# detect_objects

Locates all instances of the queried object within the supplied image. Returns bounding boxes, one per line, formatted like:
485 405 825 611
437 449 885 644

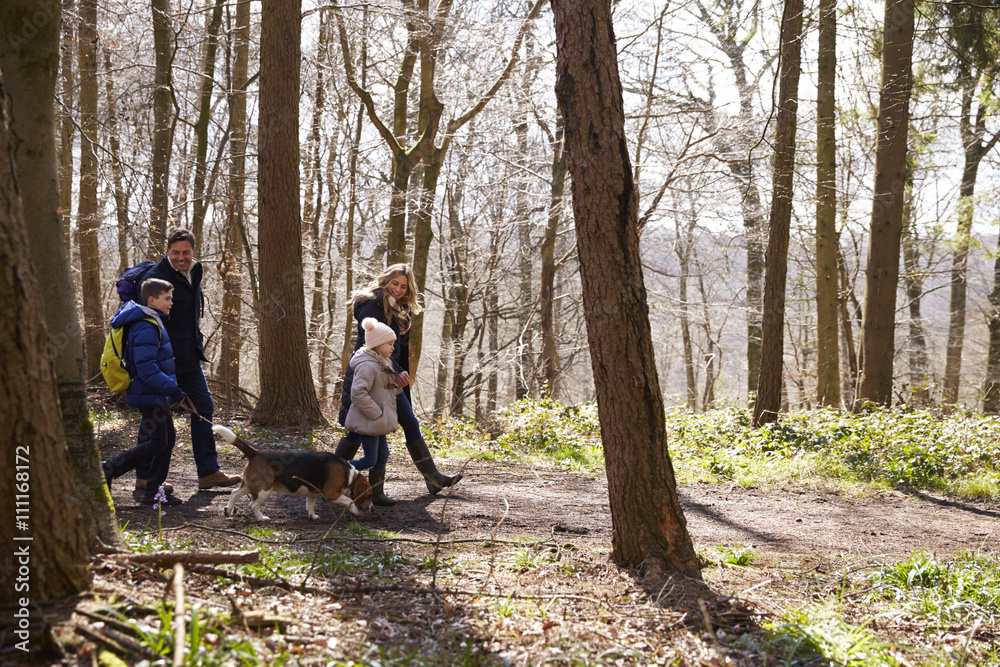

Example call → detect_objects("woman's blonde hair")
352 263 423 317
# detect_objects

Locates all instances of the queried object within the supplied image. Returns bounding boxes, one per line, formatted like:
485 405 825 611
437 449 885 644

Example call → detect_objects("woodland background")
40 0 1000 419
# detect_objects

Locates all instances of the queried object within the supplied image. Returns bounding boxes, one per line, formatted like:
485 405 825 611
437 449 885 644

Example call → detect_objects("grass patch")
666 405 1000 499
757 602 903 667
238 540 407 580
427 399 603 472
860 551 1000 626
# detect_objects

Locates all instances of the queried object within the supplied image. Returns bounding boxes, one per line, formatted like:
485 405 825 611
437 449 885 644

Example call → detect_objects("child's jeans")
350 434 388 471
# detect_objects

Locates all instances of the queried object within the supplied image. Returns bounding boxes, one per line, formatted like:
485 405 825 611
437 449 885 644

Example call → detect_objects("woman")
336 264 462 502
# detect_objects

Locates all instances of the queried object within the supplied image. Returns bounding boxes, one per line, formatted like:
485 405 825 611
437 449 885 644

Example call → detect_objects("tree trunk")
339 23 370 385
58 0 75 261
855 0 915 408
104 46 131 275
675 195 698 412
218 0 250 409
76 0 102 382
251 0 325 427
150 0 174 254
900 157 931 405
190 0 225 247
696 4 767 401
984 243 1000 413
815 0 840 408
943 77 991 406
0 0 124 551
752 0 804 428
540 120 567 398
0 77 91 602
551 0 700 578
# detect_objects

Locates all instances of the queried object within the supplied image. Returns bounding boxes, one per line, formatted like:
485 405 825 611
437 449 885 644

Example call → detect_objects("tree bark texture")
752 0 804 428
856 0 914 408
0 0 124 551
0 72 91 600
76 0 102 381
252 0 324 426
551 0 700 577
815 0 840 408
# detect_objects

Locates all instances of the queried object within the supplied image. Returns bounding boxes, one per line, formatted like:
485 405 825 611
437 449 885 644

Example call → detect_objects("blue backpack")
115 261 156 302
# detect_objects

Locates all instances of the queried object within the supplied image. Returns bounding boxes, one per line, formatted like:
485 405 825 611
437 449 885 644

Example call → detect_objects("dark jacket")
111 301 184 409
339 290 410 425
142 255 207 370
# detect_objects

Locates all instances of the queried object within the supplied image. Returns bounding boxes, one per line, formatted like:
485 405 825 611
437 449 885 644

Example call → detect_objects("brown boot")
405 438 462 495
198 471 241 489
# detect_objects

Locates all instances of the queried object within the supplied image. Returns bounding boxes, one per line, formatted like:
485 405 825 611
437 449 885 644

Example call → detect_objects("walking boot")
368 469 399 506
405 438 463 495
334 436 362 460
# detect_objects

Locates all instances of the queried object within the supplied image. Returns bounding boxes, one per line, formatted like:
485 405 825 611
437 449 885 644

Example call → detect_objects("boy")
102 278 187 506
344 318 404 506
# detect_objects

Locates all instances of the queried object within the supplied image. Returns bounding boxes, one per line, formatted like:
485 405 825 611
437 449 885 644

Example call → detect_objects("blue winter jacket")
110 301 185 409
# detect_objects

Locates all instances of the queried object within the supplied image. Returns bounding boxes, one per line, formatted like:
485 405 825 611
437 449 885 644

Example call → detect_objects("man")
134 228 241 491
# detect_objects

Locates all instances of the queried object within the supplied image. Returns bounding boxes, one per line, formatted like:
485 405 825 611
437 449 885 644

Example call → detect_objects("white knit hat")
362 317 396 350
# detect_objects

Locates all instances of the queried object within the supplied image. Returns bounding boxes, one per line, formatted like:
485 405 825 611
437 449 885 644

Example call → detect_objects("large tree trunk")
815 0 840 408
855 0 915 408
0 0 124 551
551 0 700 578
190 0 225 247
149 0 174 254
76 0 102 381
251 0 324 427
217 0 250 409
0 76 91 602
752 0 804 427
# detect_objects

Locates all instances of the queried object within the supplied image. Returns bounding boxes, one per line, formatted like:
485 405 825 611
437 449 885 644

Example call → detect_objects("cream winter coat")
345 348 403 436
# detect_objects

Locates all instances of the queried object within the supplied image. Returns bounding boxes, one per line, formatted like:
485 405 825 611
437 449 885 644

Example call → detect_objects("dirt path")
105 435 1000 562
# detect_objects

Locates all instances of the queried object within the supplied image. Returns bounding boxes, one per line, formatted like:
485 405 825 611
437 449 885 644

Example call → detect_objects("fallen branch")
105 550 259 566
75 622 160 661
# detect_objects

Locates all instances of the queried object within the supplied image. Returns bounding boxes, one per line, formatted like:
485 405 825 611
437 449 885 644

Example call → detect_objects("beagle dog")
213 425 373 520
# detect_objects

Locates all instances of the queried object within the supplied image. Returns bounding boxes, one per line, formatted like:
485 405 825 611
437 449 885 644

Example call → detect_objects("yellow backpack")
100 318 159 393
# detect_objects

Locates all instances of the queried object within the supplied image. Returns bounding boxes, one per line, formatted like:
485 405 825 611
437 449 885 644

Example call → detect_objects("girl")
344 318 403 506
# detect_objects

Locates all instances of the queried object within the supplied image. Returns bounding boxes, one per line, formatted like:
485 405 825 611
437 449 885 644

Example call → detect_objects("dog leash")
178 397 215 426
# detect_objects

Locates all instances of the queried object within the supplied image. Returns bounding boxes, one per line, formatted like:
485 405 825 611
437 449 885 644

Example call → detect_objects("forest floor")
16 402 1000 666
